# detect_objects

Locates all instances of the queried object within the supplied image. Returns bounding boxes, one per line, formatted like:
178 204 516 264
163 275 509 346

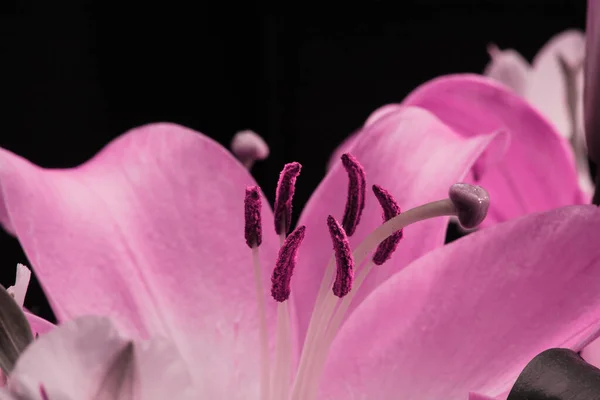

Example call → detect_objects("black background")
0 1 587 320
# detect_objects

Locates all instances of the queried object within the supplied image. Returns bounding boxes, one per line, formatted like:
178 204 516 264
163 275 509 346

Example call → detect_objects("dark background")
0 1 587 320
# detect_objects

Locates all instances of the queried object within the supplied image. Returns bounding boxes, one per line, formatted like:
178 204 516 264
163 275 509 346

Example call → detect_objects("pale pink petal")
24 313 54 336
320 206 600 399
6 264 30 308
483 44 531 96
8 316 198 399
0 123 281 399
293 106 507 341
403 74 585 226
586 0 600 164
527 30 585 139
581 336 600 368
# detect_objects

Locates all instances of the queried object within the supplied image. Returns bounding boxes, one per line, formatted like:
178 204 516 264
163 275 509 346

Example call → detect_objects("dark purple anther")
341 153 366 237
372 185 403 266
40 385 49 400
271 225 306 302
448 183 490 229
274 162 302 235
244 186 262 248
327 215 355 298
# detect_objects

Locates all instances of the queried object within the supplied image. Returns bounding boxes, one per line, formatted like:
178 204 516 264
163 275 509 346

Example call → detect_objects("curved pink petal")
483 45 531 96
586 0 600 164
527 30 585 139
403 74 585 226
24 313 54 337
0 123 281 399
327 105 402 171
293 106 506 341
7 316 198 399
320 205 600 399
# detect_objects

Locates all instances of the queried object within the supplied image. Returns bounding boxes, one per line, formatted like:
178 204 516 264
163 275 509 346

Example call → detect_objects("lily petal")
6 264 30 308
24 313 54 337
0 123 280 399
527 30 585 140
483 44 531 96
7 316 198 400
403 74 585 226
327 105 402 171
321 206 600 400
293 106 506 340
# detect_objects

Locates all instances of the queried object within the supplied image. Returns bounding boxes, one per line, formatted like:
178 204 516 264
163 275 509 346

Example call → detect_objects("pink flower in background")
483 30 592 195
329 75 585 228
0 107 600 399
0 316 200 399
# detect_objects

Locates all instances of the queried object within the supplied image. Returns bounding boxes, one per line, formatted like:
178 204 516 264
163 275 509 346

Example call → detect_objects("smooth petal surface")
293 106 506 340
586 1 600 163
0 123 281 399
24 313 54 336
483 46 531 96
7 316 198 400
528 30 585 139
320 206 600 400
327 105 401 170
403 74 585 226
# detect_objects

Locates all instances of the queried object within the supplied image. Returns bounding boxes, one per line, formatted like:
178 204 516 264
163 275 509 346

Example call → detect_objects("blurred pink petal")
23 313 53 337
293 106 506 341
528 30 585 140
0 123 280 399
403 74 585 226
6 264 29 308
320 205 600 399
5 316 198 399
483 44 531 96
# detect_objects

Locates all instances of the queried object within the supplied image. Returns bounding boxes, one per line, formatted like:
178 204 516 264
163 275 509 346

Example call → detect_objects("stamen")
340 153 366 236
327 216 354 298
448 183 490 229
245 187 269 400
274 162 302 235
244 186 262 248
40 385 50 400
271 225 306 302
292 183 490 399
371 185 403 266
230 130 270 169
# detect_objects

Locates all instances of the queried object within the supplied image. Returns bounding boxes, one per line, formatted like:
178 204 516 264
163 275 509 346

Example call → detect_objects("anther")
244 186 262 248
327 216 355 298
448 183 490 229
274 162 302 235
40 385 50 400
271 225 306 302
372 185 403 265
230 130 270 169
341 154 366 237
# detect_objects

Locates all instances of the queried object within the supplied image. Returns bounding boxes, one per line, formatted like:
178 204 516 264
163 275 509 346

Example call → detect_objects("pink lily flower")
1 104 600 399
328 75 585 228
0 316 200 399
483 30 592 196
